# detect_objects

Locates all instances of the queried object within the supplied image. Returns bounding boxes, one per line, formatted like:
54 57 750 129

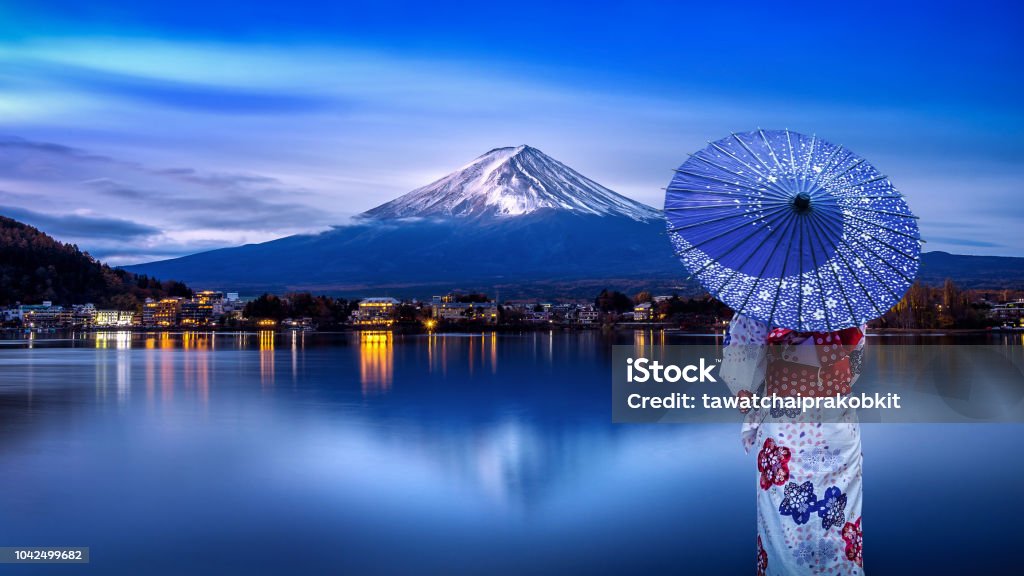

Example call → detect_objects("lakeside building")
143 297 184 327
16 302 72 328
633 302 654 321
355 297 400 326
179 291 224 327
72 304 97 327
94 310 137 327
431 295 499 324
574 307 599 324
989 299 1024 326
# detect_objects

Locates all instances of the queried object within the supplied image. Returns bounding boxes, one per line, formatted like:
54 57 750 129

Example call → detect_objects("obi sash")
765 326 863 397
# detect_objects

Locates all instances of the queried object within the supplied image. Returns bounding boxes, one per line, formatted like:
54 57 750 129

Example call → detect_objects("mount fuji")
126 146 688 297
364 145 661 221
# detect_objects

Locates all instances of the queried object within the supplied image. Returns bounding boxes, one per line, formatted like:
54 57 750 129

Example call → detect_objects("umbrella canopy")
665 129 920 332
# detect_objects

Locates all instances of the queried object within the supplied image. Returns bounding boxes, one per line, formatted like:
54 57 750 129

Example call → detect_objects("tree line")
0 215 193 309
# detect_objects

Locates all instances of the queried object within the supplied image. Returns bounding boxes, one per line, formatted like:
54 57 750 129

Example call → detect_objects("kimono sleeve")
719 313 769 397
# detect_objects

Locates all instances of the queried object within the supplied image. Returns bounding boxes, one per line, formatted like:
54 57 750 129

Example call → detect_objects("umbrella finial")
793 192 812 213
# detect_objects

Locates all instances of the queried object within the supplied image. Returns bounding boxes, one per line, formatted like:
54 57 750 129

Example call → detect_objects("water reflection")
359 331 393 395
290 331 304 385
95 331 133 350
259 330 275 388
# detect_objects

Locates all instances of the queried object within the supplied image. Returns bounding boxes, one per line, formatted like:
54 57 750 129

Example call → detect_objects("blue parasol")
665 129 920 332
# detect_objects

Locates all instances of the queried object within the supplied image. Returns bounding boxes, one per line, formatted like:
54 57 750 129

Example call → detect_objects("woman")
722 313 866 575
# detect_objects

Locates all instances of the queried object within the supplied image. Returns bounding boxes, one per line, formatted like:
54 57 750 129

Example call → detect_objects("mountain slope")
0 215 192 306
917 251 1024 289
126 145 681 297
363 145 660 221
123 210 688 297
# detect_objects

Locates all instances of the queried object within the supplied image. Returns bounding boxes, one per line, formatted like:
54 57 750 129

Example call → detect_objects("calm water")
0 330 1022 575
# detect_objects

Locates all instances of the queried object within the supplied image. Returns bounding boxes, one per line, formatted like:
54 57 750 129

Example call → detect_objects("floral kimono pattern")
722 314 866 575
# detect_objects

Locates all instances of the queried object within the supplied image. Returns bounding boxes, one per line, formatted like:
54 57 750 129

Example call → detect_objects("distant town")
0 289 725 332
3 280 1023 333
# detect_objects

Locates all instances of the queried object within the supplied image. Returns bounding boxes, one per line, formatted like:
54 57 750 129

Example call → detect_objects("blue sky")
0 0 1021 263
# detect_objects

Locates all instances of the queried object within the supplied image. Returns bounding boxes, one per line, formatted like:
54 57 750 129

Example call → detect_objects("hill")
0 215 192 307
917 251 1024 289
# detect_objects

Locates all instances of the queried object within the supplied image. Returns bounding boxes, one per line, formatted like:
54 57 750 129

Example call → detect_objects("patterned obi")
765 326 863 397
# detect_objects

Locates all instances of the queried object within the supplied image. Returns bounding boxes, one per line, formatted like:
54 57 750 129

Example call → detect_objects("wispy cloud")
5 59 338 114
0 134 344 263
0 205 160 239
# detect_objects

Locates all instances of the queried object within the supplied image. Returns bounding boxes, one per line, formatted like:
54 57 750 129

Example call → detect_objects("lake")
1 330 1022 574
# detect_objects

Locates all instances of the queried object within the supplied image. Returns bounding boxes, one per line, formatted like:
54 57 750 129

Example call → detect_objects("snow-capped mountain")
126 146 683 297
363 145 660 221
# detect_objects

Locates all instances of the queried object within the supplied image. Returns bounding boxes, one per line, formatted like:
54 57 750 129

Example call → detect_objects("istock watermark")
611 344 1024 424
626 357 718 383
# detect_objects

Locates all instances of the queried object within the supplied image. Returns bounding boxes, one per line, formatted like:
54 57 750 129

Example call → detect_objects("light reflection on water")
0 330 1020 575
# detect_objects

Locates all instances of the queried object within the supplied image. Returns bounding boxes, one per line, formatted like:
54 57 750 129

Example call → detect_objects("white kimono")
722 314 865 575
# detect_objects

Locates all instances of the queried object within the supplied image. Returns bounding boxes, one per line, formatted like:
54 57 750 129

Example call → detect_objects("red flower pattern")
753 532 770 573
842 516 863 566
757 437 791 490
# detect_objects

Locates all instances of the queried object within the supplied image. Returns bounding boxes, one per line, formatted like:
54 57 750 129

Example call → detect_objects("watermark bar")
612 345 1024 424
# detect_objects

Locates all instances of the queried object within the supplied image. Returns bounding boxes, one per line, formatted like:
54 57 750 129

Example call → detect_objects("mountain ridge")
123 147 1024 297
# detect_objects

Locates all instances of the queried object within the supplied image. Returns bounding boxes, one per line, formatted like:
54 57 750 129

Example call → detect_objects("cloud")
4 59 339 115
0 205 161 239
82 177 328 230
0 135 344 262
927 236 1004 249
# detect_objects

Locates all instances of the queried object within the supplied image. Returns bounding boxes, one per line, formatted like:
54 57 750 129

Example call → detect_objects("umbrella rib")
668 198 795 233
842 205 919 219
732 133 776 175
679 205 794 281
806 213 860 327
674 204 792 258
758 129 785 171
673 168 781 196
843 194 904 200
730 132 813 202
830 174 890 194
803 134 816 175
785 129 797 176
734 211 800 315
843 212 921 242
765 220 794 330
796 213 805 329
665 203 773 211
799 134 817 193
835 237 903 303
843 234 918 287
666 196 791 208
817 157 866 190
767 208 800 329
668 211 762 232
665 186 760 198
827 236 888 319
686 154 789 202
709 206 798 297
800 213 833 331
709 141 772 181
837 218 921 261
762 129 800 203
808 145 846 191
813 203 921 242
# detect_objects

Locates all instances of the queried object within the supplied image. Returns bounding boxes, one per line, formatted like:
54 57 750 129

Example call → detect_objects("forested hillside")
0 215 192 308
